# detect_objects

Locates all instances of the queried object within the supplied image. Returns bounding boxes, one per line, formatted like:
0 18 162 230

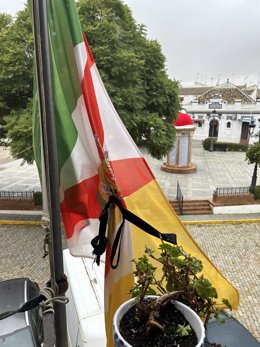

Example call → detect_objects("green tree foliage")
0 7 33 140
1 0 179 162
245 142 260 193
0 8 33 115
245 142 260 165
0 13 13 137
78 0 180 159
4 99 33 163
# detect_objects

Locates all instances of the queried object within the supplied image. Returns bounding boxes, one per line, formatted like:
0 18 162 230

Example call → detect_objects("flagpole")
31 0 68 346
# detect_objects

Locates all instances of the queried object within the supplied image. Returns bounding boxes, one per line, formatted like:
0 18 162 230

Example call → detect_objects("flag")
33 1 239 346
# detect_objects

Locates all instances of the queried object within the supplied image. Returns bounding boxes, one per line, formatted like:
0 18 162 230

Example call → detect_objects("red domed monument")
161 112 197 173
175 112 194 127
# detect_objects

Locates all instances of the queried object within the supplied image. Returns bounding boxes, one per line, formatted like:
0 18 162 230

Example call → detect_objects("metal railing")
176 181 184 215
214 187 250 195
0 190 35 199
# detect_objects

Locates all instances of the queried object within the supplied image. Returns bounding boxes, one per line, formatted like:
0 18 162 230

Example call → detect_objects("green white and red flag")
33 1 239 346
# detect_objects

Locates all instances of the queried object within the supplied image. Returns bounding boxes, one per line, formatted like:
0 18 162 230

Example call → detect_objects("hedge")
202 137 217 150
254 186 260 200
203 138 248 152
33 191 42 206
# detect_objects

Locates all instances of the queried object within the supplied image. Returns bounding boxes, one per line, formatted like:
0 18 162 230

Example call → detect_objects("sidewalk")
180 213 260 222
1 209 260 224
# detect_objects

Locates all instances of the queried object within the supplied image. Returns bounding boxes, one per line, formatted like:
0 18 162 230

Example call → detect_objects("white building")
179 80 260 144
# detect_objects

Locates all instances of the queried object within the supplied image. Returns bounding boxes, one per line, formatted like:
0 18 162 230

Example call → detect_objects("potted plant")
113 243 232 347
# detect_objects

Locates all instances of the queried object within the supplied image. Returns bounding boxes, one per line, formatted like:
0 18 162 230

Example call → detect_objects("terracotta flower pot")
113 296 205 347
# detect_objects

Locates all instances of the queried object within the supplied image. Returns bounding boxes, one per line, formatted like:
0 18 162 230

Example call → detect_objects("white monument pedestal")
161 113 197 174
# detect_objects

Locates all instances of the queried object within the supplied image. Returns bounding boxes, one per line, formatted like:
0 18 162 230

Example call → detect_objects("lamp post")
209 109 217 152
248 119 256 137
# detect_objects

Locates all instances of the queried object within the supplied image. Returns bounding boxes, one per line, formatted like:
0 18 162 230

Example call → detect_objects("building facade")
179 80 260 144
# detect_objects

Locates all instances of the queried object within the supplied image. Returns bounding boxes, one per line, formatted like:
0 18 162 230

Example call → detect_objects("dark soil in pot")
119 300 198 347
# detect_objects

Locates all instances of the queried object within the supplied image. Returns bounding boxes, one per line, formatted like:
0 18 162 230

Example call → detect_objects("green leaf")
166 325 177 334
222 298 232 311
130 287 141 298
190 258 203 274
166 278 174 292
194 278 218 300
146 287 157 295
176 324 192 336
144 246 154 256
214 313 225 324
159 244 183 258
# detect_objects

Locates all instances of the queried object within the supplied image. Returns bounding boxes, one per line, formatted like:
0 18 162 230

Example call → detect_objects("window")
211 94 221 99
227 121 231 128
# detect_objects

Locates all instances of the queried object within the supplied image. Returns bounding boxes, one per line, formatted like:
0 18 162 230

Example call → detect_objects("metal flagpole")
31 0 68 346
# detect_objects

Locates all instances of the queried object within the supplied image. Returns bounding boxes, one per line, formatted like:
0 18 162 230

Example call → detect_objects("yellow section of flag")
125 179 239 310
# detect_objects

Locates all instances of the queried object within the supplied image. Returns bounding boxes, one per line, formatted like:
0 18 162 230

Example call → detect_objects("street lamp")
209 109 217 152
248 118 256 136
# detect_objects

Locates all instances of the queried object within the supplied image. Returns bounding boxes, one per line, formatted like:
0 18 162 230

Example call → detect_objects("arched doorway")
209 119 219 138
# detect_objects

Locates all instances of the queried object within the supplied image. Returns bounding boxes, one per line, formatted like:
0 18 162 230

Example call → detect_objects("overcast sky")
1 0 260 86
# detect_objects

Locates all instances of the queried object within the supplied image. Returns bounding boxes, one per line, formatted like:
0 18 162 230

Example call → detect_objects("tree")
245 141 260 193
4 100 33 164
0 13 13 137
2 0 180 162
0 7 33 113
78 0 180 158
0 7 33 139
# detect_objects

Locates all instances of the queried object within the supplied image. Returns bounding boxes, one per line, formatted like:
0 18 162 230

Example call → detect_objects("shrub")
203 138 248 152
33 191 42 206
202 137 217 150
226 143 248 152
254 186 260 200
213 142 227 151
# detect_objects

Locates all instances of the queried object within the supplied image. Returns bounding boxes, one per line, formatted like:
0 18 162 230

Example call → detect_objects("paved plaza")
0 148 41 192
0 141 258 200
143 140 259 200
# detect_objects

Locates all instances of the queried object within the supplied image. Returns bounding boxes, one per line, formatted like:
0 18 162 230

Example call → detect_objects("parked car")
0 278 43 347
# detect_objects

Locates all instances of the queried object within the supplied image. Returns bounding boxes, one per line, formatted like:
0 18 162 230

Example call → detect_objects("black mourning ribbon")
91 195 177 269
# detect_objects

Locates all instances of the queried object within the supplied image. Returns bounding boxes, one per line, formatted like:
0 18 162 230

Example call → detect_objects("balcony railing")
0 190 35 199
